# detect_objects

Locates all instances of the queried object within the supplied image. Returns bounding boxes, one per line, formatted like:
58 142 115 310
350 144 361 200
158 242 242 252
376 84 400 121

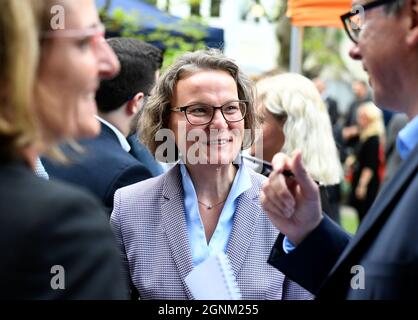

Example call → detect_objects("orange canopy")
287 0 352 28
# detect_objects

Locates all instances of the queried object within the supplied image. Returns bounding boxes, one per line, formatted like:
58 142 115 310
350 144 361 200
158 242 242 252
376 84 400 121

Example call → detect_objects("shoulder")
246 165 267 187
28 172 108 224
114 167 169 201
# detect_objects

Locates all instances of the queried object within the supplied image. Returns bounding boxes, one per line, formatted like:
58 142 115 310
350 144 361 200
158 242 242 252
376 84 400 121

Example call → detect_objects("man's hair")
384 0 405 14
95 37 162 113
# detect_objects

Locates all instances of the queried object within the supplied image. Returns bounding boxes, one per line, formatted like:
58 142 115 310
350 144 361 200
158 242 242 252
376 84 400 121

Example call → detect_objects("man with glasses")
262 0 418 299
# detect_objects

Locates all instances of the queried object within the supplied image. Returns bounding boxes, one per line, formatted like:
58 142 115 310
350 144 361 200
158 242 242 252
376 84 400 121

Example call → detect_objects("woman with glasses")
0 0 126 299
110 49 312 300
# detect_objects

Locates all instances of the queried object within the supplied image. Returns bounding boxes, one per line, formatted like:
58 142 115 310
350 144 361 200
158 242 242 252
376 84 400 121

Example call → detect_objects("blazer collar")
161 165 194 299
226 171 263 278
325 143 418 287
160 165 264 296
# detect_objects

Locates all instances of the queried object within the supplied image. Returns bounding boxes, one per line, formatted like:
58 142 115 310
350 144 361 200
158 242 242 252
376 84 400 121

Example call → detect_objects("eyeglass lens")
185 101 246 125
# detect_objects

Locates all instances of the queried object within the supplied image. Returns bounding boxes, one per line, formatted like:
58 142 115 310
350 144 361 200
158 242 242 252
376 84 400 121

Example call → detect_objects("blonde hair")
0 0 43 161
0 0 72 162
358 102 385 142
256 73 342 185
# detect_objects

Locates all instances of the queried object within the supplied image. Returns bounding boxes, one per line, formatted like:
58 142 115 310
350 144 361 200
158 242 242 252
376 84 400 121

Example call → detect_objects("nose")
349 43 362 60
96 38 120 79
209 108 228 128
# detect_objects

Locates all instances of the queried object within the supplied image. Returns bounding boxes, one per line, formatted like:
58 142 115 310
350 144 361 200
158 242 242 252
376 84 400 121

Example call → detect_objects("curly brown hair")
138 49 258 160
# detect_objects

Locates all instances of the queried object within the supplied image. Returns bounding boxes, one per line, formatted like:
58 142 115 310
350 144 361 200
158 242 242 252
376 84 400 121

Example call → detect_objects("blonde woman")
0 0 126 299
250 73 342 222
348 102 385 221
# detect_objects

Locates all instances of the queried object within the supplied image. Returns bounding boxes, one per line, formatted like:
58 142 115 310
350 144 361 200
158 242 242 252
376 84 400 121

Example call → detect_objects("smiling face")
168 69 245 166
36 0 120 144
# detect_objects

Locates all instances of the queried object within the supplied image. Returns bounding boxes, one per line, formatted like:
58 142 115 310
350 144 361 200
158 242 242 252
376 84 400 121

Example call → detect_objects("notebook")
185 252 242 300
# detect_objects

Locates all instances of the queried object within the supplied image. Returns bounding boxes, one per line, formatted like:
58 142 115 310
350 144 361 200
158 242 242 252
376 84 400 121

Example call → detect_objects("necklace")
197 199 226 210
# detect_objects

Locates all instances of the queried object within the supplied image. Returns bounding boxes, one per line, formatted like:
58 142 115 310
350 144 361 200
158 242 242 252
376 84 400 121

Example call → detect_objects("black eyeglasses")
340 0 399 44
171 100 247 126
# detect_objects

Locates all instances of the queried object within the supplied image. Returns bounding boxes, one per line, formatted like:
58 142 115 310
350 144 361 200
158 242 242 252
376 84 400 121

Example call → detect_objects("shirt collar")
96 116 131 152
396 115 418 160
179 163 252 204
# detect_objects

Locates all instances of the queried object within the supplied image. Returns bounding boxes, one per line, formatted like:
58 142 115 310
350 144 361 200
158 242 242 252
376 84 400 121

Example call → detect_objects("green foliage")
303 27 346 75
99 5 207 70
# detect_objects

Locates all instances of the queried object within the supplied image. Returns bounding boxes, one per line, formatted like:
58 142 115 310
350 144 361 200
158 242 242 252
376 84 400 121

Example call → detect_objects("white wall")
157 0 280 76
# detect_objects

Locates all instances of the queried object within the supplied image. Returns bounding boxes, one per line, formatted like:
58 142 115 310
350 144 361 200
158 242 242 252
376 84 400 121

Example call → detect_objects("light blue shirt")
396 115 418 160
180 163 252 267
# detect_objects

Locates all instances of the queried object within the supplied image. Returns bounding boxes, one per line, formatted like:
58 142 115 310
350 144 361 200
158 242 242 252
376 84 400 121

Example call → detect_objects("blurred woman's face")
251 104 285 163
357 108 369 130
36 0 119 144
168 70 244 166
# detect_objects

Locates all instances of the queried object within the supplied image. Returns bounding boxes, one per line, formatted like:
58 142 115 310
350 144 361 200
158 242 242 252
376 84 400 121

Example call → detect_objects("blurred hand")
355 185 367 200
260 151 323 245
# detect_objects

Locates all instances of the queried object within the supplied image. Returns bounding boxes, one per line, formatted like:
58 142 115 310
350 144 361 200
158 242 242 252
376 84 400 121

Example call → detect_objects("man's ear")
126 92 145 116
406 0 418 45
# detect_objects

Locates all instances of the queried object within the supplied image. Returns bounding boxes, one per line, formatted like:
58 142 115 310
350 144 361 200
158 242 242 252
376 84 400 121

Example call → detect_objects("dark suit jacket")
43 123 153 212
127 134 164 177
0 161 127 299
268 143 418 299
325 96 339 126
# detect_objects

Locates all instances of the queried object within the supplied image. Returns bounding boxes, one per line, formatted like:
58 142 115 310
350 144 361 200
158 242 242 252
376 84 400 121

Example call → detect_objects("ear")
126 92 145 116
406 0 418 45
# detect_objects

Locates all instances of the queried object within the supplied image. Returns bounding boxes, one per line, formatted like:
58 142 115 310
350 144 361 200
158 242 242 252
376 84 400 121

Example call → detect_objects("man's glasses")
40 23 105 47
171 100 248 126
340 0 399 43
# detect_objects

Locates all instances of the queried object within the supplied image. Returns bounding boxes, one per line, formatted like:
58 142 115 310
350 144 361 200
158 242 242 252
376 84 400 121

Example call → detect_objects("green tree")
99 3 207 69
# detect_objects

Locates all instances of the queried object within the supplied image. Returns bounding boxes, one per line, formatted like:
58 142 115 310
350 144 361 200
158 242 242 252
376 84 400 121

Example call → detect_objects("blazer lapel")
160 165 194 299
324 144 418 290
226 174 261 277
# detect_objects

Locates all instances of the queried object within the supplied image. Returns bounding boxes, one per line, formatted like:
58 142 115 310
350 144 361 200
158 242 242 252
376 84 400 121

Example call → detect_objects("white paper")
185 252 242 300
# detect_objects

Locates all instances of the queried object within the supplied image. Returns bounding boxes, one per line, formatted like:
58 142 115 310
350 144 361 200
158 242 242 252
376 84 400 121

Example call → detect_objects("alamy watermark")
350 4 366 31
153 123 264 171
50 265 65 290
350 265 365 290
50 5 65 30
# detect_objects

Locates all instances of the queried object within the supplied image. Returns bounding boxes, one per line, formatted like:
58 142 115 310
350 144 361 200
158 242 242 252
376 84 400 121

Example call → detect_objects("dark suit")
268 143 418 299
0 162 127 299
127 134 164 177
324 96 339 127
43 123 153 212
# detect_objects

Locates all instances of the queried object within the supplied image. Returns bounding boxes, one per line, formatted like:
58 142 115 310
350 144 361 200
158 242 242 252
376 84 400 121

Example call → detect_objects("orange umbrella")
287 0 352 28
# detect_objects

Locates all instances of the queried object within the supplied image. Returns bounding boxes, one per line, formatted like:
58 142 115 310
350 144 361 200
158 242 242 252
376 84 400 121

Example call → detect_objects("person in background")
250 73 342 223
313 77 339 127
44 38 162 212
0 0 127 299
110 49 312 300
342 79 371 157
262 0 418 299
347 102 385 222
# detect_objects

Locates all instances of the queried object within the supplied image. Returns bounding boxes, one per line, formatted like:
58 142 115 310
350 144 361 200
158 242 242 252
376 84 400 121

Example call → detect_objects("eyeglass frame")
340 0 399 44
171 100 248 126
